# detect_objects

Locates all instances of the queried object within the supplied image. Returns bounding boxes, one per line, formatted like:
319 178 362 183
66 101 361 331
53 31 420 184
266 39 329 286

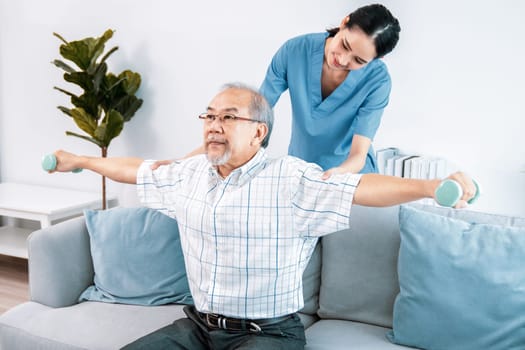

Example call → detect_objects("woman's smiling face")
325 21 377 71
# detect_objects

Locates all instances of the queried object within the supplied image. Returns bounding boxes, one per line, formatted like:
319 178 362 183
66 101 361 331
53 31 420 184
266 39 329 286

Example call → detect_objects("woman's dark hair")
327 4 401 58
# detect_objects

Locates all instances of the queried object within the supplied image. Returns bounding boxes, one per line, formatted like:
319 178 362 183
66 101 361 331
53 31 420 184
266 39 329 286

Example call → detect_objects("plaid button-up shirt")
137 149 360 319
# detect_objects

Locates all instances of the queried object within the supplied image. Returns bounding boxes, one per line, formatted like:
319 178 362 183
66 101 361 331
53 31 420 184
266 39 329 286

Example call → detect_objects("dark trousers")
121 305 306 350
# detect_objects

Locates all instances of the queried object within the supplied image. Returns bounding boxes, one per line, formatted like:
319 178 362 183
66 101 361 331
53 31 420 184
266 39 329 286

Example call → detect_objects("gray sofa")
1 203 523 349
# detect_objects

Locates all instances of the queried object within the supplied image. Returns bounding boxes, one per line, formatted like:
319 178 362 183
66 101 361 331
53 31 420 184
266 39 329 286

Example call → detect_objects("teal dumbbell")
41 154 83 173
434 179 480 207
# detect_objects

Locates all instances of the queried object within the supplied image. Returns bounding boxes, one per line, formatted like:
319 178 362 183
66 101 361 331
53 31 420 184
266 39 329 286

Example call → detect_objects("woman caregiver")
259 4 401 176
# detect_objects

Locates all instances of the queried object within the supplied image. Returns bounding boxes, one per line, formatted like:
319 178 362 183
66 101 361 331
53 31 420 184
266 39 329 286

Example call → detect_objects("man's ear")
253 123 268 146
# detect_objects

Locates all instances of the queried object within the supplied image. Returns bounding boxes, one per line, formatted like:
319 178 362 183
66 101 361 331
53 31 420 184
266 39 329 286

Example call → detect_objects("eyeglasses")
198 113 260 125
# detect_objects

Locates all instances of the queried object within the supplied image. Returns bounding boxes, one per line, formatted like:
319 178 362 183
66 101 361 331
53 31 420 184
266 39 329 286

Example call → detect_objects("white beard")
206 148 231 166
205 135 231 165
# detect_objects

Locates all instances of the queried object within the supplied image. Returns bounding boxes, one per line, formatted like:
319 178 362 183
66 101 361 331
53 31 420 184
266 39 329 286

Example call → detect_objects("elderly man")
51 83 476 349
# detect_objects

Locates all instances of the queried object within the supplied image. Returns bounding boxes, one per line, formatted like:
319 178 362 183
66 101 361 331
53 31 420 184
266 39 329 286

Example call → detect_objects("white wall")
0 0 523 216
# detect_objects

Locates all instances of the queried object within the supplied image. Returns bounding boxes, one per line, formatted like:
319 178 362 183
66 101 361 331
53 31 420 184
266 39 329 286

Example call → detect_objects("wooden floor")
0 254 29 315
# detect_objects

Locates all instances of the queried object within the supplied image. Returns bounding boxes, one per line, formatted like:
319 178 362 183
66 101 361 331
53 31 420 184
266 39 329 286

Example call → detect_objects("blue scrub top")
260 32 391 173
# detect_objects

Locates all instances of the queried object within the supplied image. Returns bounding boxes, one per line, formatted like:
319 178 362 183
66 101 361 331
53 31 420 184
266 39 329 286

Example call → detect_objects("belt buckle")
206 313 232 330
206 313 221 328
204 312 261 333
248 321 262 333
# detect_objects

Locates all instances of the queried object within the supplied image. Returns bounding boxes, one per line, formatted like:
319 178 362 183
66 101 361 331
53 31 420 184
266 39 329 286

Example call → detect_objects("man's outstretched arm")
149 145 205 170
353 172 476 209
51 150 144 184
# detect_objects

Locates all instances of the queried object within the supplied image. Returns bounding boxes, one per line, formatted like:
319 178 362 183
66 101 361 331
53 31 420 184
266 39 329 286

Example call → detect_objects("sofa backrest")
318 205 401 328
29 216 94 307
315 203 525 328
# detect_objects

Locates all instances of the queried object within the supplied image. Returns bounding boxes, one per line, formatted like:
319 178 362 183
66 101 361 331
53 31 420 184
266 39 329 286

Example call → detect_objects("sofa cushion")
318 205 401 327
80 207 193 306
0 301 185 350
387 205 525 350
305 320 412 350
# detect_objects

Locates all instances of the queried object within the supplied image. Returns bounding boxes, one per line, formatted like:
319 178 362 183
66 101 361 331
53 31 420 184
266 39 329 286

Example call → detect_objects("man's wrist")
426 179 442 199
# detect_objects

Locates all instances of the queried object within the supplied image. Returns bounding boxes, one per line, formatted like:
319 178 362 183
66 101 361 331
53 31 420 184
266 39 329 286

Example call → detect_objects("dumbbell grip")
434 179 480 207
42 154 83 173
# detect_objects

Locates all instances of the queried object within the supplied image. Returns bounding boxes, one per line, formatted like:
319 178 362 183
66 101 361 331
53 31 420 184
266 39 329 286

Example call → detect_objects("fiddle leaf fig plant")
52 29 143 209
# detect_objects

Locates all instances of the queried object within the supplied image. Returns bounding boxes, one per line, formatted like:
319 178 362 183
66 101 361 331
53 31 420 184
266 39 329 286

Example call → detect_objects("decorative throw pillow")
79 207 193 306
387 205 525 350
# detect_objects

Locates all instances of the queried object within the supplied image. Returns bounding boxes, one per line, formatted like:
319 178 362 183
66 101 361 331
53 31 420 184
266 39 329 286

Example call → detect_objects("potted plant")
52 29 143 209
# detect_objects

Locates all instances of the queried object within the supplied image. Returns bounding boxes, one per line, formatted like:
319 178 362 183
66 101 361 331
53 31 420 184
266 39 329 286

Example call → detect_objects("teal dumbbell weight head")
434 179 480 207
41 154 82 173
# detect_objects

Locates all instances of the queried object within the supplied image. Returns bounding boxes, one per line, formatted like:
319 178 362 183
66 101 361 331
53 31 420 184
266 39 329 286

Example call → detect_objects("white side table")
0 183 117 258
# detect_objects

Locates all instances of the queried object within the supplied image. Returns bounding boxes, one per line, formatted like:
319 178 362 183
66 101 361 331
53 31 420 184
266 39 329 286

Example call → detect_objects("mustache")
206 135 227 144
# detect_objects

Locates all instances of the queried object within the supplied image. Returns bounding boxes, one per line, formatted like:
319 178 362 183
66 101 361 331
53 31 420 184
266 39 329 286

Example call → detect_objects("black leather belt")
198 312 292 333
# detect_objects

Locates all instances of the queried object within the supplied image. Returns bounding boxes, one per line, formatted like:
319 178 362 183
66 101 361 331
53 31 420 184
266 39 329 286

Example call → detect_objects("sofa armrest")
27 216 94 308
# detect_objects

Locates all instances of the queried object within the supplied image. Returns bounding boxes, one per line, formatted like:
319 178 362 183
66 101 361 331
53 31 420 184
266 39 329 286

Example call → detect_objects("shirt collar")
208 148 268 186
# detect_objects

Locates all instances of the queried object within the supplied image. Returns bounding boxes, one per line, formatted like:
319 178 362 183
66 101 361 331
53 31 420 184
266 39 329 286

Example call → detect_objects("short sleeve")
259 39 291 107
136 160 182 217
291 162 361 237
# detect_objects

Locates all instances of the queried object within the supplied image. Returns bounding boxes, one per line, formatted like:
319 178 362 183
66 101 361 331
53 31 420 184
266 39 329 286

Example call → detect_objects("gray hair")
220 82 274 148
